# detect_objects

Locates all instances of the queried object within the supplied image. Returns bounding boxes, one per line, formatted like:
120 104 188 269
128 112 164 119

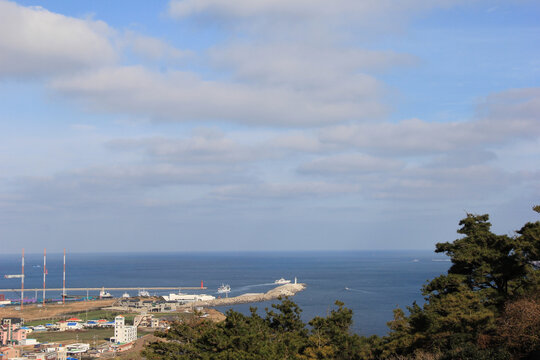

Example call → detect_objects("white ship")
99 287 113 299
217 284 231 294
122 292 130 298
138 289 150 297
274 278 291 285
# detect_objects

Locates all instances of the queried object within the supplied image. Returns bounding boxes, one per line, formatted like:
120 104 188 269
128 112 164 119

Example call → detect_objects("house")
0 346 21 358
66 322 83 330
84 320 98 328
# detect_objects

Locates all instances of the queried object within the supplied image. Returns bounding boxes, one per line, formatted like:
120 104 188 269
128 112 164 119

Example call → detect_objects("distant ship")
99 287 113 299
217 284 231 294
122 292 130 298
138 289 150 297
274 278 291 285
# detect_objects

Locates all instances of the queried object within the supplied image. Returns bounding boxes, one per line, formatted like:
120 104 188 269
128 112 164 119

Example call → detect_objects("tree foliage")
143 298 364 360
381 207 540 359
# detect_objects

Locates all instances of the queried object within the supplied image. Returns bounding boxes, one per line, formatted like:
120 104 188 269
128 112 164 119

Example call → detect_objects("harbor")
0 250 308 358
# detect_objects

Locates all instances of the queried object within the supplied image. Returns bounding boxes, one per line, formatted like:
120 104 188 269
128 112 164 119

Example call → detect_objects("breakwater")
181 283 307 308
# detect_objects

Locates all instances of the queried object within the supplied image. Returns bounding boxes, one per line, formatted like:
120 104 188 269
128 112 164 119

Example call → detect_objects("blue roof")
67 322 77 326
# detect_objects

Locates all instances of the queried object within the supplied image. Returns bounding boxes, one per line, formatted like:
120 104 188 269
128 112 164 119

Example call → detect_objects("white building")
162 292 215 302
114 316 137 344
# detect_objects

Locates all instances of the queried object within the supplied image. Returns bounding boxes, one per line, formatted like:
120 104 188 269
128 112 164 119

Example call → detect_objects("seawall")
182 283 307 308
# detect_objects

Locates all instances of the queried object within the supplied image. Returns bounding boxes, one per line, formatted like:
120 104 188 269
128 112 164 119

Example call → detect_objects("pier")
0 286 205 292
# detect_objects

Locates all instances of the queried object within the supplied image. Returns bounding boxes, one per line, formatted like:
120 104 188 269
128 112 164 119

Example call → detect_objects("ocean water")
0 251 450 336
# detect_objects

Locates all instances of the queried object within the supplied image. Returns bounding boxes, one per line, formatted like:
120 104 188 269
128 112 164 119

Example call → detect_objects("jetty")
181 283 307 308
0 287 204 292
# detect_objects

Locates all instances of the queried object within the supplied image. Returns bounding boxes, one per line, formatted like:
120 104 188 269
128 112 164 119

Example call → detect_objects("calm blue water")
0 251 450 336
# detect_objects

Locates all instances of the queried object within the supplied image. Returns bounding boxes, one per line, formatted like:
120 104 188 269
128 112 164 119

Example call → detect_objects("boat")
99 288 113 299
274 278 291 285
122 292 130 298
138 289 150 297
217 284 231 294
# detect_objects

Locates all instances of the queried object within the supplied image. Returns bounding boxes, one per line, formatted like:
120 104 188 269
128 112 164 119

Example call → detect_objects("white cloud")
211 182 361 200
107 131 261 163
51 65 386 126
209 44 417 89
168 0 462 23
121 31 193 63
0 0 116 78
299 153 404 175
320 87 540 155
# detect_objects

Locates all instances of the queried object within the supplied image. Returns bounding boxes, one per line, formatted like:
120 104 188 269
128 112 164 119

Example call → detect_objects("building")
0 295 11 306
0 319 27 345
25 352 57 360
0 346 21 358
113 316 137 344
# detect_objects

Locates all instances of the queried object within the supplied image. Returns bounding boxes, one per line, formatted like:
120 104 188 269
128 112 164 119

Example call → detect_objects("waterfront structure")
162 292 215 303
0 294 10 306
114 316 137 344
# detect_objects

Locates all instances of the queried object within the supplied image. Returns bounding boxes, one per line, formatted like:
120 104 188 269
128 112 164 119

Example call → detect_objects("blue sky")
0 0 539 253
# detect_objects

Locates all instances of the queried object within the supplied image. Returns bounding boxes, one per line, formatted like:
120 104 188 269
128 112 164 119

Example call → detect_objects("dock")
0 287 205 292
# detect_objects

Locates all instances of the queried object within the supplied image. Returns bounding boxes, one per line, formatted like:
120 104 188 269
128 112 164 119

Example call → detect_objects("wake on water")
344 287 374 294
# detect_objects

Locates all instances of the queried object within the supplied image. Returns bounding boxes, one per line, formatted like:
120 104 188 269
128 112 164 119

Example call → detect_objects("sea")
0 251 451 336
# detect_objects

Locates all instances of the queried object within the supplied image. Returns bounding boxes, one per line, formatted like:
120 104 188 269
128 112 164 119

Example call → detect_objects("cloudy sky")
1 0 539 253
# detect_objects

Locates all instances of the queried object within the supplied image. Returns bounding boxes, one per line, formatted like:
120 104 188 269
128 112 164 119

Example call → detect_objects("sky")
0 0 539 253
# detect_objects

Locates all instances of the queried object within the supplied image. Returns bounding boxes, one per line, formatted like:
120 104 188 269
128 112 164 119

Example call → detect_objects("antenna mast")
42 248 47 306
21 248 24 310
63 248 66 305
